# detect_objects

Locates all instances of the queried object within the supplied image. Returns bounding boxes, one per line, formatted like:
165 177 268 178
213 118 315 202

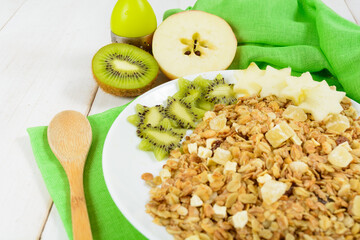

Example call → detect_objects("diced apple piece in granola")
232 211 248 228
281 72 318 105
352 195 360 217
233 62 264 97
291 134 302 145
159 168 171 182
224 161 237 173
328 142 353 168
198 146 212 159
289 161 308 174
213 204 227 218
257 173 272 184
261 180 288 205
265 121 295 148
211 148 232 165
283 105 307 121
326 114 350 134
209 114 227 131
187 142 198 154
190 194 204 207
298 81 345 121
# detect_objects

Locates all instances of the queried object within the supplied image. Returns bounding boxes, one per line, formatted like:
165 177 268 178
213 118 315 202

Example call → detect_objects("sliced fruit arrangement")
234 63 346 121
127 74 236 160
92 43 159 97
152 10 237 79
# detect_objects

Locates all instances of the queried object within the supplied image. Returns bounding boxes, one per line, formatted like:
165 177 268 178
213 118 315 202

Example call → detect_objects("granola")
143 95 360 240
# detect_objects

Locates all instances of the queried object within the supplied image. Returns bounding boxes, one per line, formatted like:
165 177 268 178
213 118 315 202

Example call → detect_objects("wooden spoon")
47 110 93 240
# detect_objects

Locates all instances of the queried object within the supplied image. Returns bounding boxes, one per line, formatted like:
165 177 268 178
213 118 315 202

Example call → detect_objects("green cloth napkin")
165 0 360 102
28 0 360 239
27 104 146 240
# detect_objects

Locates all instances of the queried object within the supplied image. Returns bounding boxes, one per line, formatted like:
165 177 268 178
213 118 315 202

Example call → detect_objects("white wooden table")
0 0 358 239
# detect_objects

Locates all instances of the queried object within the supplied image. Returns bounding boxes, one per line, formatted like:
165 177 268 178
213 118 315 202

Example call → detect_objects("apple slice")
257 65 291 98
152 10 237 79
233 62 264 97
281 72 319 105
298 80 346 121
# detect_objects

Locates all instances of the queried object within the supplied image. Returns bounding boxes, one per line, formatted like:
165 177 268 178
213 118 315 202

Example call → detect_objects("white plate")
102 70 360 240
102 70 236 240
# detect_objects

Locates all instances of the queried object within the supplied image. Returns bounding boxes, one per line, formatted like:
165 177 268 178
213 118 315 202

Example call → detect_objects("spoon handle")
67 166 93 240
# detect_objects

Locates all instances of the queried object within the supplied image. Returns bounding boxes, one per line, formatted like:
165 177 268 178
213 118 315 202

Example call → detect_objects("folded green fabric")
28 0 360 239
27 104 146 240
165 0 360 102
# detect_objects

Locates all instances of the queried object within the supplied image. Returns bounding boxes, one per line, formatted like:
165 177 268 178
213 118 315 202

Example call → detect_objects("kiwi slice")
172 77 211 119
127 114 140 127
127 104 164 127
127 104 180 130
137 125 184 160
174 77 206 103
203 74 237 105
197 100 214 111
165 97 198 128
193 76 212 89
92 43 159 97
138 105 165 127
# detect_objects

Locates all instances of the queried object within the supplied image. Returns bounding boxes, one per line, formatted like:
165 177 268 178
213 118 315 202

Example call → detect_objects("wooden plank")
322 0 356 23
0 0 112 238
0 0 27 30
41 204 69 239
345 0 360 24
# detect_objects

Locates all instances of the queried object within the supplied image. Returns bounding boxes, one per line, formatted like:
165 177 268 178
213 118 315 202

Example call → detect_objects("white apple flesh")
152 10 237 79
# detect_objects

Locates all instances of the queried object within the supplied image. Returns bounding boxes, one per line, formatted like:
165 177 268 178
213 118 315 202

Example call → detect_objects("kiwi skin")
91 43 160 97
93 75 158 97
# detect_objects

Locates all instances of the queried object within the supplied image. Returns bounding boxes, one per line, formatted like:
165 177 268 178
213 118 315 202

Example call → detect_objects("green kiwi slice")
137 125 184 160
203 74 237 105
172 77 212 119
92 43 159 97
165 97 198 128
127 104 164 128
138 105 165 127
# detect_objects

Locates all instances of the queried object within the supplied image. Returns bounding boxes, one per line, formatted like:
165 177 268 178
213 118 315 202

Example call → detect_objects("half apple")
152 10 237 79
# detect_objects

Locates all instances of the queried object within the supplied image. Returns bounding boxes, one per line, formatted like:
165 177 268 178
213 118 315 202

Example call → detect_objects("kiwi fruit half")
92 43 159 97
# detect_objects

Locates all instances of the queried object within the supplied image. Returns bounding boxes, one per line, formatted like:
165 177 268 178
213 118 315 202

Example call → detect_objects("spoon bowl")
47 110 93 240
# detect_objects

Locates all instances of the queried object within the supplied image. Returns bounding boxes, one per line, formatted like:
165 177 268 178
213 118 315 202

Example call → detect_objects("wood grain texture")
48 111 93 240
0 0 110 238
322 0 356 23
346 0 360 24
0 0 27 30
